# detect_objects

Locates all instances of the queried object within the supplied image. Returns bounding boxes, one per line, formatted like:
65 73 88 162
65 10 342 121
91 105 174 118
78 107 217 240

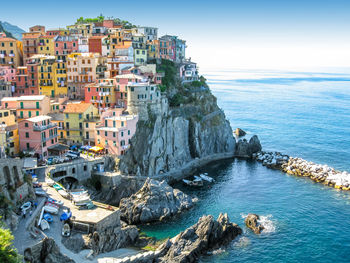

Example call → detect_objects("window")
28 111 31 117
121 131 124 137
3 112 8 117
20 111 23 118
25 132 29 138
51 139 54 144
84 165 87 171
20 102 24 109
36 111 39 116
67 131 70 136
79 114 82 119
85 123 88 128
105 131 107 136
128 130 130 135
113 121 116 127
8 131 13 137
113 132 116 137
26 143 30 149
25 123 29 127
72 168 76 174
65 113 69 119
97 130 100 135
36 101 39 109
121 121 124 127
79 123 82 129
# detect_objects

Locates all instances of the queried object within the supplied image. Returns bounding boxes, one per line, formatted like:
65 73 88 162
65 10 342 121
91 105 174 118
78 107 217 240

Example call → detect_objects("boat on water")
199 174 215 183
40 219 50 231
62 223 71 237
182 178 204 187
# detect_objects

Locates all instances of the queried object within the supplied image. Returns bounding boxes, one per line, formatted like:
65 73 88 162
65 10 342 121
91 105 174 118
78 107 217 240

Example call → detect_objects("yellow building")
38 35 55 56
0 36 23 68
38 55 67 97
147 40 159 60
48 112 66 143
67 23 93 37
0 109 19 156
63 102 99 145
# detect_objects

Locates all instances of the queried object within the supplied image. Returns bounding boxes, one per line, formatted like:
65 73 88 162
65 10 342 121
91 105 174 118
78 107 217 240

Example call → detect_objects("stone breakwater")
253 151 350 191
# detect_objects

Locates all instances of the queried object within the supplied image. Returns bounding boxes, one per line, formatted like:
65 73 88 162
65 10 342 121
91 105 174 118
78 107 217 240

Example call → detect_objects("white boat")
72 195 91 205
47 198 64 206
45 177 55 186
35 189 47 196
199 174 215 183
21 202 32 213
62 223 71 237
182 179 192 186
182 178 203 187
43 205 59 214
40 219 50 231
58 189 69 198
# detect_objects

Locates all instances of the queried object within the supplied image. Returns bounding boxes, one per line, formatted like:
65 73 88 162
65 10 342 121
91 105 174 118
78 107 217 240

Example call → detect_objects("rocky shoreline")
253 151 350 191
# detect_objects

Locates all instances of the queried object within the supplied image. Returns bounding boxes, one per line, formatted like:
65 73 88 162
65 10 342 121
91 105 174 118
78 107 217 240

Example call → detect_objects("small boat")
53 183 63 191
182 178 203 187
21 202 32 213
45 202 59 209
58 189 69 198
44 205 58 214
47 198 63 206
35 189 47 196
43 213 53 223
45 178 55 186
40 219 50 231
60 211 72 221
62 223 71 237
199 174 215 183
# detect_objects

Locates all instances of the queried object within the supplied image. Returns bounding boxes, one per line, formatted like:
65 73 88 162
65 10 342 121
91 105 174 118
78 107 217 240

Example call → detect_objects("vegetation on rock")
0 219 21 263
75 14 135 28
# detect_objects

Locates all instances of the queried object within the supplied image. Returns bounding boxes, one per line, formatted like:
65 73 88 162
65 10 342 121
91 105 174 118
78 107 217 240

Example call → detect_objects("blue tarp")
60 211 72 221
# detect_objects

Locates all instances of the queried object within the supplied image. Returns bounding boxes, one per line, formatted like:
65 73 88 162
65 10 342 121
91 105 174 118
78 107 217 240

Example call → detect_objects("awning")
23 158 37 168
89 146 104 152
48 144 69 152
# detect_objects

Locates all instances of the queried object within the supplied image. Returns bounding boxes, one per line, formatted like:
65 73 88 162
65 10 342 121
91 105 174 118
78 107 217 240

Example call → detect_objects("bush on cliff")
0 219 21 263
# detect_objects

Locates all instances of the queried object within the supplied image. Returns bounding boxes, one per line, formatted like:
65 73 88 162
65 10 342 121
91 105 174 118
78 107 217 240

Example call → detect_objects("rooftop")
114 73 144 80
18 95 47 101
26 115 51 123
0 37 17 42
63 102 93 113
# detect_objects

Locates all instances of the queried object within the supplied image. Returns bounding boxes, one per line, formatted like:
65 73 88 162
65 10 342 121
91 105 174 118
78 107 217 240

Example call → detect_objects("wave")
258 215 276 234
232 236 251 248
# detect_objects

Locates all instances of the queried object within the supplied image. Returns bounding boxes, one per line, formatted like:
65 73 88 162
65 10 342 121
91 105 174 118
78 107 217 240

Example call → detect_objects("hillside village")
0 17 200 159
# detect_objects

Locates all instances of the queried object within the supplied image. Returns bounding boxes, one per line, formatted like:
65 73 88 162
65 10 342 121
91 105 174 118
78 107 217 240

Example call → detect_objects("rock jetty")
244 214 264 234
119 178 194 224
253 151 350 191
111 213 242 263
235 135 262 158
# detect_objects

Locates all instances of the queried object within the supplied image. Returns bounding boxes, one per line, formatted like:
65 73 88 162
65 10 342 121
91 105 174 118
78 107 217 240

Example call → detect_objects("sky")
1 0 350 71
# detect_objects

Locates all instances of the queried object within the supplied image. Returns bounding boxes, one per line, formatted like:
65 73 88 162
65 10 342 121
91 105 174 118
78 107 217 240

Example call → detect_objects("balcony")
41 134 58 142
33 123 57 131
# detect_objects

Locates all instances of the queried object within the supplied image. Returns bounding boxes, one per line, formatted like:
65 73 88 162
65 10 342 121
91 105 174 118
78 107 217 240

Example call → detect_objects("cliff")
119 60 235 178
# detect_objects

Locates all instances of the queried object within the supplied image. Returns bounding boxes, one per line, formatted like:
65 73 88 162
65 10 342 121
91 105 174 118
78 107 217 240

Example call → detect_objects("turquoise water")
142 70 350 262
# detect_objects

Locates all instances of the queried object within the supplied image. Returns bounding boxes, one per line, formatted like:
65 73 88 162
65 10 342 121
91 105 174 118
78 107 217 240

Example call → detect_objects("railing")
41 134 58 142
33 123 57 131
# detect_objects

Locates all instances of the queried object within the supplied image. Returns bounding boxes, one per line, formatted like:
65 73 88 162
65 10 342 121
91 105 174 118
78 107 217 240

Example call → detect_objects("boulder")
62 233 89 253
119 178 193 224
244 214 264 234
235 128 246 137
24 237 75 263
235 135 262 158
157 213 242 262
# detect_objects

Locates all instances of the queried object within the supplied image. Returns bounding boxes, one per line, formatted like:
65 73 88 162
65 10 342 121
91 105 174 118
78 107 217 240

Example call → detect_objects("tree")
0 219 21 263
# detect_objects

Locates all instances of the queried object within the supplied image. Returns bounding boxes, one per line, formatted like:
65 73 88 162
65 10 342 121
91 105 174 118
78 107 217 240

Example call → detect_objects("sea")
141 69 350 262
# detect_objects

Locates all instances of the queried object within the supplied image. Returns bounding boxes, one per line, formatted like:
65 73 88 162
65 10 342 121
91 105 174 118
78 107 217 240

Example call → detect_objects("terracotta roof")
0 37 17 42
22 35 40 39
63 102 92 113
89 35 106 39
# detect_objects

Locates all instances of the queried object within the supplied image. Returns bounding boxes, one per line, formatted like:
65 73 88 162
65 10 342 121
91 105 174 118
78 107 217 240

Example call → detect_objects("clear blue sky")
2 0 350 70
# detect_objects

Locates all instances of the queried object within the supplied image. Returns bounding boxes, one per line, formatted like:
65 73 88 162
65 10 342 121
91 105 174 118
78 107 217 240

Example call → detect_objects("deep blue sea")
142 70 350 262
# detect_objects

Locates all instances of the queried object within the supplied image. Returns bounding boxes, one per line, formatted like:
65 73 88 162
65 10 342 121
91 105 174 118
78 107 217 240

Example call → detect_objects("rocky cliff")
119 178 194 224
119 61 235 177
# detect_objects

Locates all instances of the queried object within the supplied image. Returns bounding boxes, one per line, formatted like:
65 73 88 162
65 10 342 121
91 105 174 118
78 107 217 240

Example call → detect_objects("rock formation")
235 128 246 137
119 71 236 177
119 178 193 224
157 213 242 262
24 237 75 263
244 214 264 234
235 135 262 158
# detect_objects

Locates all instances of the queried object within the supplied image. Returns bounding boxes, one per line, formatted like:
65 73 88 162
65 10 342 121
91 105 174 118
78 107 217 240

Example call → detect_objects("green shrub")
0 218 21 263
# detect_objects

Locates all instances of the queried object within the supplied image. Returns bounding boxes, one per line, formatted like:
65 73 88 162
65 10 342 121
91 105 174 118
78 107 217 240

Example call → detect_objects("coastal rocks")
235 128 246 137
119 178 193 224
62 234 89 253
24 237 75 263
235 135 262 158
244 214 264 234
89 224 139 255
253 151 290 168
157 213 242 262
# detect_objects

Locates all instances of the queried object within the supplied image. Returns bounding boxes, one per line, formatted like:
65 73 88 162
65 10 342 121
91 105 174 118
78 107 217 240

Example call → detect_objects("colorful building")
0 36 23 68
15 95 51 120
85 78 116 109
18 115 58 159
0 66 16 82
53 35 79 56
22 32 42 62
63 102 99 145
95 108 138 155
67 52 100 99
137 27 158 41
0 108 19 157
38 35 55 56
0 80 12 105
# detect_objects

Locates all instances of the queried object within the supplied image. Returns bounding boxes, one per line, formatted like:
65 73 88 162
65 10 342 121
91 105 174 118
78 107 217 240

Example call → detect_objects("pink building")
95 108 138 155
0 66 16 82
54 36 79 55
19 115 58 159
